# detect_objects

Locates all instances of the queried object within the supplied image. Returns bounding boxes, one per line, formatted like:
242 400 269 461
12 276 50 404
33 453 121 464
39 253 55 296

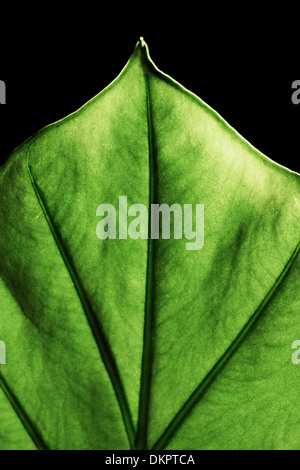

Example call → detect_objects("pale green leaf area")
0 39 299 450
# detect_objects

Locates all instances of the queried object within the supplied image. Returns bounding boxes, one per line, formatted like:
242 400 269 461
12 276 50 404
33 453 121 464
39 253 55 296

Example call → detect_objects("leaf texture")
0 40 300 450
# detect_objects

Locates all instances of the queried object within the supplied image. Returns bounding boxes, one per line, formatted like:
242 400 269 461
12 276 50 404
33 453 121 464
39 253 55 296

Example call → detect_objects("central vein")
135 45 156 450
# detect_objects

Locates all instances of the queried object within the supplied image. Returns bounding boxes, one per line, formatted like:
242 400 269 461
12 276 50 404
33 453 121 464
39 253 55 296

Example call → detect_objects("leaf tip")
136 36 147 51
135 36 151 62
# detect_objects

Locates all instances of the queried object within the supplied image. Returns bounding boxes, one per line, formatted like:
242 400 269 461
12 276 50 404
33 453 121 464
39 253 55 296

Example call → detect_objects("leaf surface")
0 40 300 450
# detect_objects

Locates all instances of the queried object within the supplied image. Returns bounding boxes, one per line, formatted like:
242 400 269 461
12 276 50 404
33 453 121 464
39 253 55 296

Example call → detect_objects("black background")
0 12 299 171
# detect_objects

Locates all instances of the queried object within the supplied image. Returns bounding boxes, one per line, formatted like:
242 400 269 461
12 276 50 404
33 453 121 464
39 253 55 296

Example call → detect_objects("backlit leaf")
0 39 300 450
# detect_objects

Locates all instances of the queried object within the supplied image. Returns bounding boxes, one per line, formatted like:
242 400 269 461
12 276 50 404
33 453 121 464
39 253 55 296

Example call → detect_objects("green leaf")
0 39 300 450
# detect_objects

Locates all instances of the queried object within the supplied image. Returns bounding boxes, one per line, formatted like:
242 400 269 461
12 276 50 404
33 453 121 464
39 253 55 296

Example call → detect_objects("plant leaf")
0 40 300 450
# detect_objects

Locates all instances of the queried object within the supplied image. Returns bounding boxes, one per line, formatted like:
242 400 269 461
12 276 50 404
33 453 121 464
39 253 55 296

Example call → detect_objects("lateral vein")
26 162 135 450
0 372 48 449
153 238 300 449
